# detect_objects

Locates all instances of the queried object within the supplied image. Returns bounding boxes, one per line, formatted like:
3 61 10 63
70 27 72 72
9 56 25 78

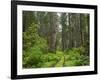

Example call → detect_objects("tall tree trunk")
48 12 58 53
75 14 81 47
23 11 37 32
61 13 66 51
68 13 74 48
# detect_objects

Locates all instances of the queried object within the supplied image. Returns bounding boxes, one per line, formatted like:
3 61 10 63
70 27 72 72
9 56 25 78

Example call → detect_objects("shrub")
23 22 48 68
64 47 89 67
23 47 43 68
41 61 57 67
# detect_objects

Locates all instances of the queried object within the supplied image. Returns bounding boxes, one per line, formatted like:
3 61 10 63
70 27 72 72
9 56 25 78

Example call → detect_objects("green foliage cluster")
64 47 89 66
23 22 48 68
23 46 89 68
23 23 47 52
23 47 43 68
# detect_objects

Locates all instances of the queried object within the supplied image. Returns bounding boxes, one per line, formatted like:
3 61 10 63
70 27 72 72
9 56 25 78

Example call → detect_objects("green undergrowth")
23 47 89 68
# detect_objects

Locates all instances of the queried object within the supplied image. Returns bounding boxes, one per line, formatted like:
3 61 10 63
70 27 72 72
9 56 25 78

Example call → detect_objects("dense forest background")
22 11 90 68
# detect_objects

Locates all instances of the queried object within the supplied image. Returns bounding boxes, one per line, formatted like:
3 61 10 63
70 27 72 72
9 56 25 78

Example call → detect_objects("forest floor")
23 48 89 68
